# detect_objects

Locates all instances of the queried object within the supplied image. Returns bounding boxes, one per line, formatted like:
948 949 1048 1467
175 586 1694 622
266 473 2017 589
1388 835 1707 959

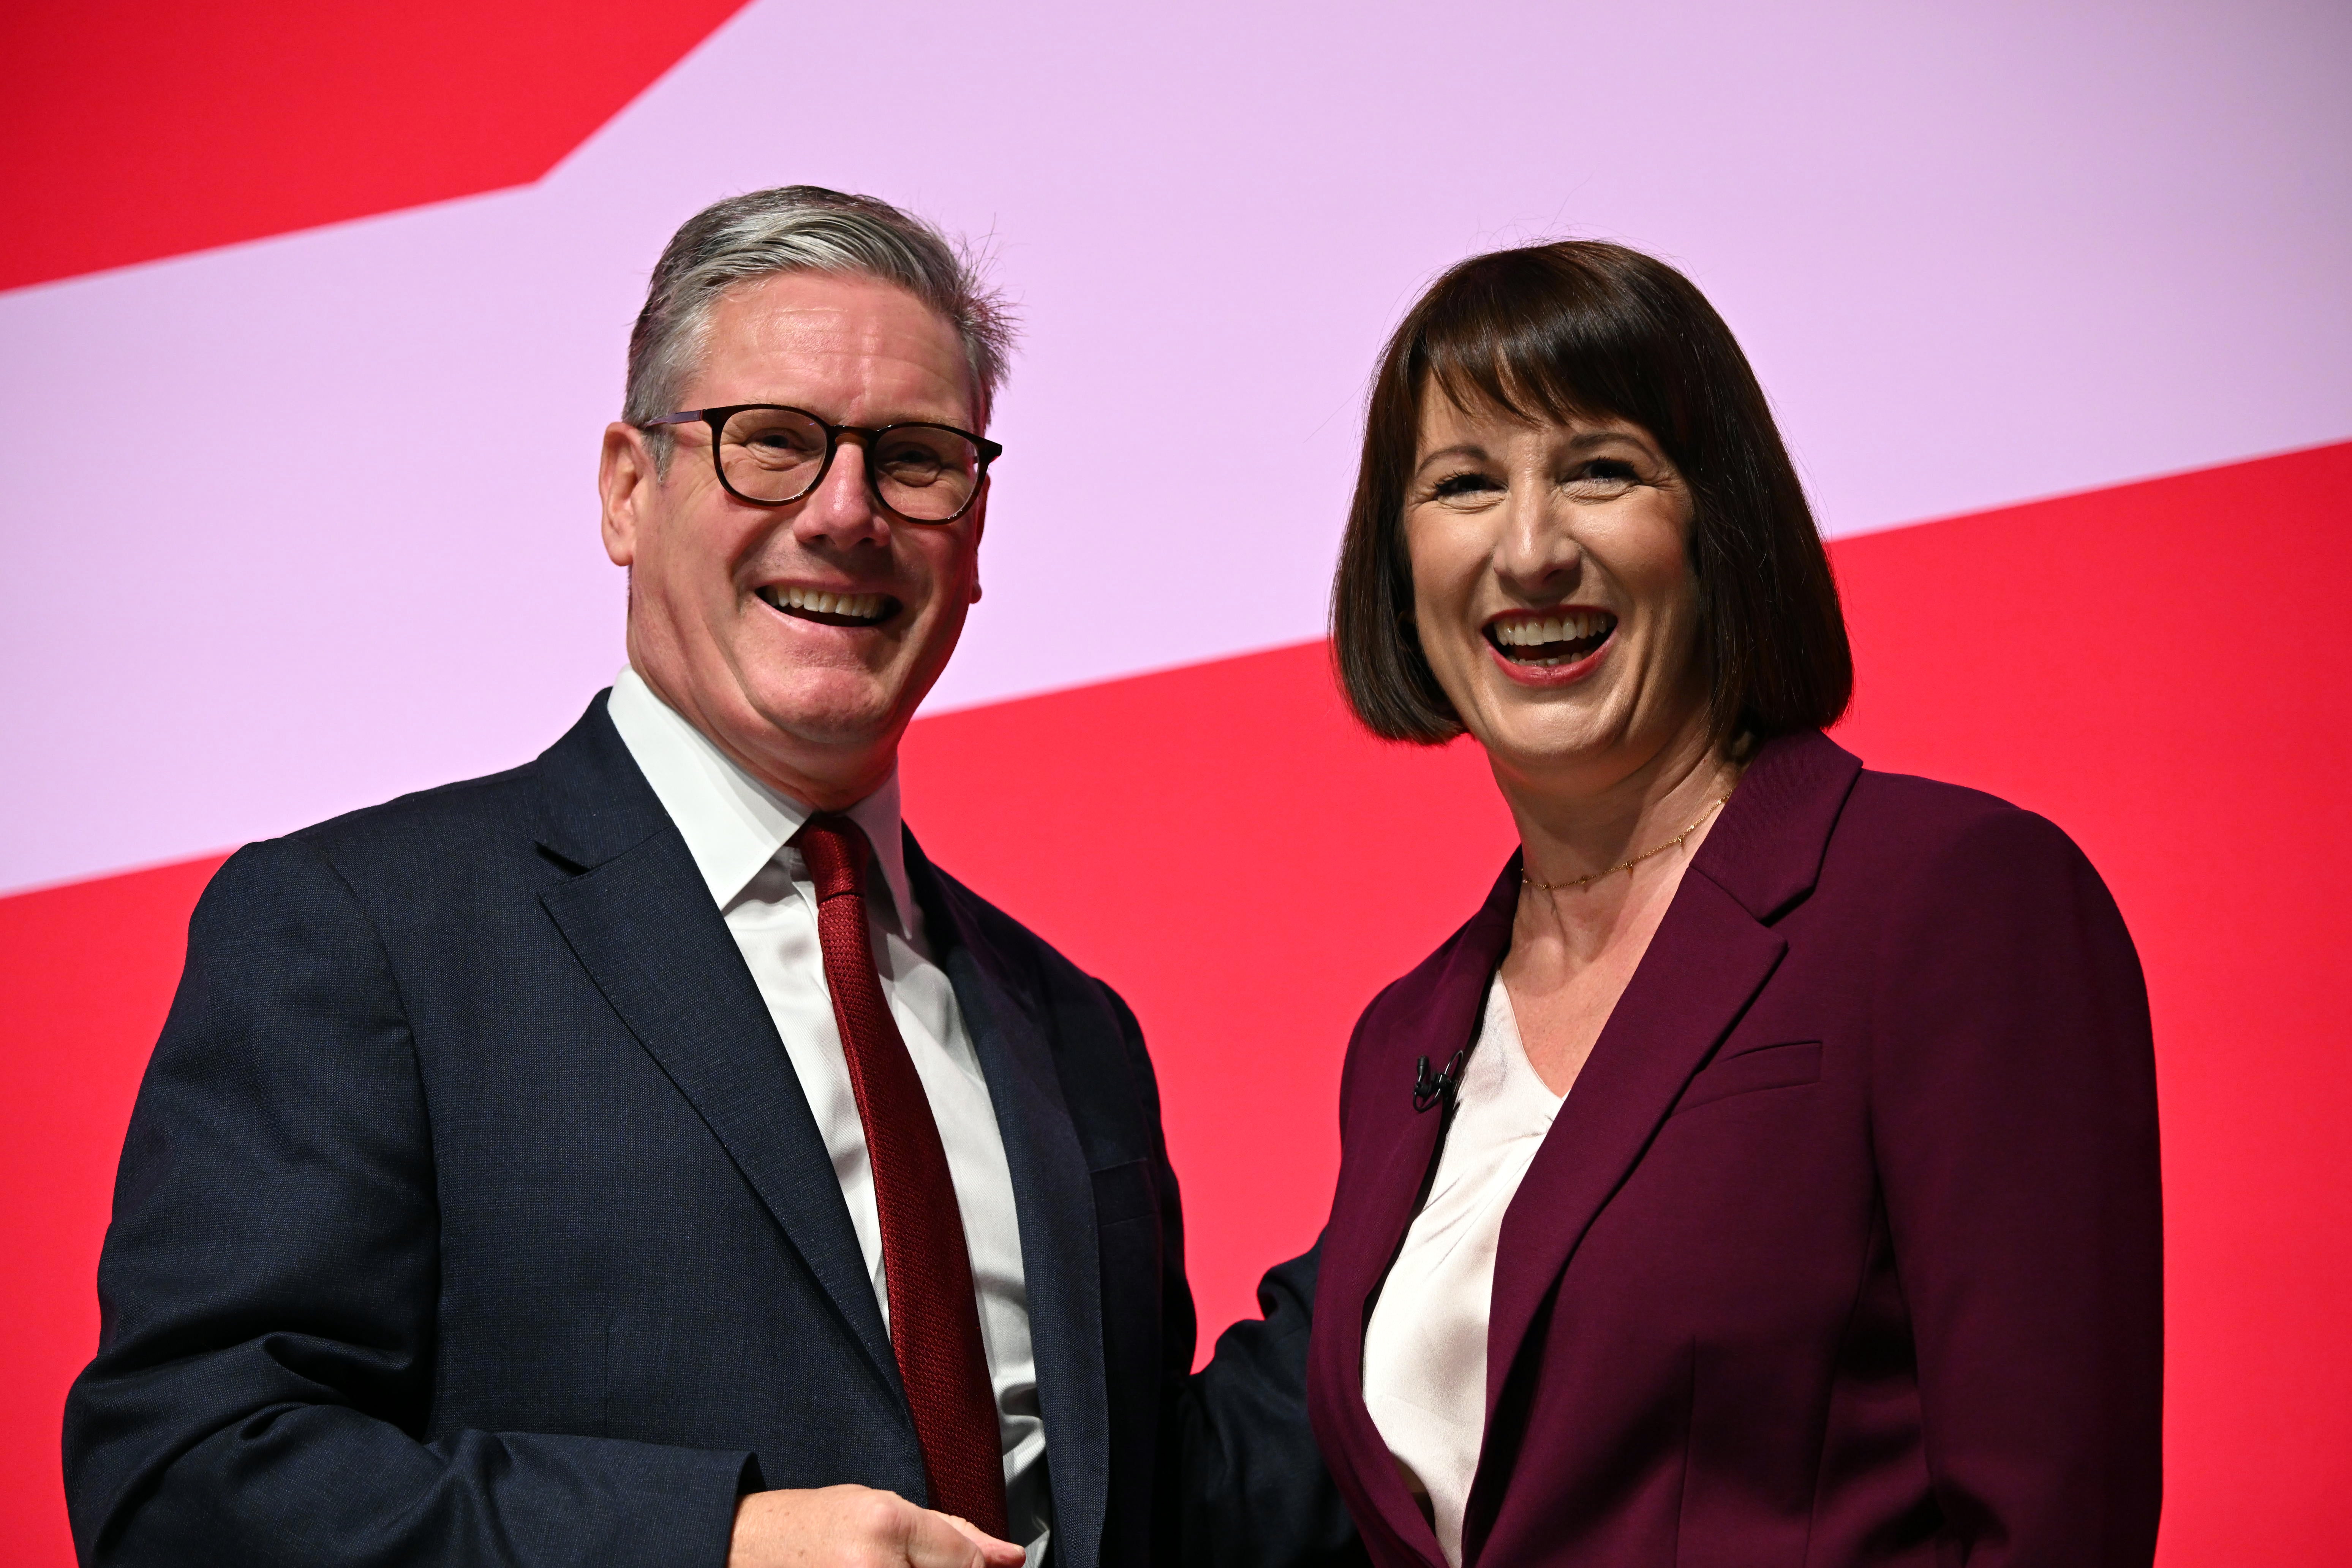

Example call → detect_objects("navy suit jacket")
1307 730 2162 1566
63 694 1351 1568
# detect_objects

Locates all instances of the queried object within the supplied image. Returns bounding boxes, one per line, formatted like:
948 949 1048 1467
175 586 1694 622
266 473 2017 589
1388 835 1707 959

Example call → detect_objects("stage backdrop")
4 3 2347 1564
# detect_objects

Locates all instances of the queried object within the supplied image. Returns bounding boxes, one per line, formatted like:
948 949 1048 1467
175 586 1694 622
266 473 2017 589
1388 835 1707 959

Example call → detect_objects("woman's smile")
1483 607 1618 685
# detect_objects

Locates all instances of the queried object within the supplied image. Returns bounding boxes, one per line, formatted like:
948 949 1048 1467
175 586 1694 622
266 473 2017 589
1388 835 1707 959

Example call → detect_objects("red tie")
794 816 1009 1538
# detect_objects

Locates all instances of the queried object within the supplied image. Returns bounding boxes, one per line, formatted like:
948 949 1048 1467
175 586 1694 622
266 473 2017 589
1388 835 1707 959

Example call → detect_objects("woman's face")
1404 390 1710 790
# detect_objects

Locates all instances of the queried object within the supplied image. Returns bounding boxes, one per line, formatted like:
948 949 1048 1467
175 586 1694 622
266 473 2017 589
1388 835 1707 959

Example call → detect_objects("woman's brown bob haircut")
1332 241 1853 748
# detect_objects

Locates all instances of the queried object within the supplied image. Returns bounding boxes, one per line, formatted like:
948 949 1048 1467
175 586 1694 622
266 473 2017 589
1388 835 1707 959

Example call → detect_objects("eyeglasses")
639 404 1001 524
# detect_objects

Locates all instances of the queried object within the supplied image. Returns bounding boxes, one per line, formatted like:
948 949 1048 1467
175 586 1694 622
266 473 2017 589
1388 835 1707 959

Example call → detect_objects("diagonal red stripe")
0 0 754 293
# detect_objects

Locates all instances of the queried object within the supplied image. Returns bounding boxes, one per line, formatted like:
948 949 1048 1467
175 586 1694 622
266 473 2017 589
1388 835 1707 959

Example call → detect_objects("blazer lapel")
530 696 903 1401
1479 880 1785 1425
1467 731 1863 1544
1341 861 1519 1345
909 836 1111 1568
1323 861 1521 1567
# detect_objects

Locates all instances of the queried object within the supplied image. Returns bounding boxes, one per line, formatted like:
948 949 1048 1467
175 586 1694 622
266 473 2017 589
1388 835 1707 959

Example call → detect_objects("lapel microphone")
1413 1047 1472 1114
1415 972 1496 1114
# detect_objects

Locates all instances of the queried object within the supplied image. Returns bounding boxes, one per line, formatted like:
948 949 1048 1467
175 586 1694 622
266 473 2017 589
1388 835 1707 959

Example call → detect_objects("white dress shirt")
605 668 1047 1551
1360 980 1563 1568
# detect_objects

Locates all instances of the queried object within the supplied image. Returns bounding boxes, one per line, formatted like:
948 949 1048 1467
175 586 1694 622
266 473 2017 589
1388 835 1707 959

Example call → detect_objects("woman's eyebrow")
1563 428 1647 451
1413 430 1655 476
1413 442 1489 473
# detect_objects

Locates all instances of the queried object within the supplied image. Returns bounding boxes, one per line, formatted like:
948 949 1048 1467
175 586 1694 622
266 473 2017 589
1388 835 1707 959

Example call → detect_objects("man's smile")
756 582 901 628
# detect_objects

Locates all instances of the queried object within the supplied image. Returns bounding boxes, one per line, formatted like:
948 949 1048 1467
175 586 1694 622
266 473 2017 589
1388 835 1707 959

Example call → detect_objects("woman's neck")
1492 719 1745 1095
1498 721 1739 894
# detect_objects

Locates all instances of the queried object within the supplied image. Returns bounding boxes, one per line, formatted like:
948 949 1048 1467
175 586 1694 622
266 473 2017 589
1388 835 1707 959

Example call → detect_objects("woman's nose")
1493 491 1581 587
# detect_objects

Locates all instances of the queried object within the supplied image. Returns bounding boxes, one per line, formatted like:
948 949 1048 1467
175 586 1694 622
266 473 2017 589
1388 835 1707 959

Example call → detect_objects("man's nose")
792 437 890 545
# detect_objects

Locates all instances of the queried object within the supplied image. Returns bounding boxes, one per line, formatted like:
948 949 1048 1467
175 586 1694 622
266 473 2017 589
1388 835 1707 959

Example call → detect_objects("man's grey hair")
624 186 1016 466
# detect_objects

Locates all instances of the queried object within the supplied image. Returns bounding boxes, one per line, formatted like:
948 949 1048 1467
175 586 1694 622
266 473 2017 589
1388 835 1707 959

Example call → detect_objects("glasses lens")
718 407 828 503
872 425 985 521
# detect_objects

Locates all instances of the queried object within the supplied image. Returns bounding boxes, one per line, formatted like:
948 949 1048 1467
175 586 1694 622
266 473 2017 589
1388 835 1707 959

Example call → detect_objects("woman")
1304 243 2161 1566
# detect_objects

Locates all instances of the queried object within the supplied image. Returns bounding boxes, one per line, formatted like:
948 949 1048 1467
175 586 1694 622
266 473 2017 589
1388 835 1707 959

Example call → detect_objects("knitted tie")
794 816 1008 1538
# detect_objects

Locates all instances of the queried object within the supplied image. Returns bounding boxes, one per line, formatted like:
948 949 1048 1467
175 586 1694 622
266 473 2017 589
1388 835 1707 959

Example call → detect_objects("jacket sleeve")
61 838 752 1568
1869 806 2163 1564
1172 1239 1369 1568
1089 980 1362 1568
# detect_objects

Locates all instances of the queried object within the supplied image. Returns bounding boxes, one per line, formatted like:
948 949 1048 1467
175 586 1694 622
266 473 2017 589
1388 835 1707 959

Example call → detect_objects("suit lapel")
909 836 1111 1568
1466 732 1864 1544
530 696 903 1401
1339 862 1519 1348
1323 862 1521 1567
1479 876 1785 1419
1320 860 1783 1568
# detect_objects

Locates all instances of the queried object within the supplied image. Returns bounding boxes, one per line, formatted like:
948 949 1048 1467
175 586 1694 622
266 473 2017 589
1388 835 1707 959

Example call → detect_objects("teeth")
762 586 888 621
1495 611 1612 647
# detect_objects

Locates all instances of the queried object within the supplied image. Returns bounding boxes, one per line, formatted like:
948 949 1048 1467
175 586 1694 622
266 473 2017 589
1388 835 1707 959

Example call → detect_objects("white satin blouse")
1359 979 1564 1567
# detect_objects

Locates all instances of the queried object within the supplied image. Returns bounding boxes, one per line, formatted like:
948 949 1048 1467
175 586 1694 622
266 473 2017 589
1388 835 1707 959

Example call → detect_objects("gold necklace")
1522 787 1736 894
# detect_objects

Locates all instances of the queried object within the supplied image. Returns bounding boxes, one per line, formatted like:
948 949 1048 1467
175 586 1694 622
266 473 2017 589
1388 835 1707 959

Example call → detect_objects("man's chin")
673 655 940 800
738 681 912 764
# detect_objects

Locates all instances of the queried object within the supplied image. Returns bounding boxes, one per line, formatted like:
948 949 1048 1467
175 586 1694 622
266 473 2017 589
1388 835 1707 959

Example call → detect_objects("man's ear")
600 422 654 566
966 480 986 604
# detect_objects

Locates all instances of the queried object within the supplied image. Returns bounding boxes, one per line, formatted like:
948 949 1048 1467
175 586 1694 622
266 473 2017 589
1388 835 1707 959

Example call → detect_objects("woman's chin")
1467 712 1623 779
1467 697 1715 793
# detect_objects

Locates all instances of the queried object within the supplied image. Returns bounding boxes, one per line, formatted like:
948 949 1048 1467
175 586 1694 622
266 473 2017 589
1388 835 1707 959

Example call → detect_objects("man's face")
599 271 986 807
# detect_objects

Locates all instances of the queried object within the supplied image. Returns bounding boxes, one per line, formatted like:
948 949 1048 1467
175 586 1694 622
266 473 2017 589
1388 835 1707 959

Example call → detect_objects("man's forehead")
699 272 971 408
705 275 955 359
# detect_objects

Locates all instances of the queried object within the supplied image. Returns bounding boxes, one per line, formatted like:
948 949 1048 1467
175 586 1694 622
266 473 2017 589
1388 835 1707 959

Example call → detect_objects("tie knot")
794 816 871 903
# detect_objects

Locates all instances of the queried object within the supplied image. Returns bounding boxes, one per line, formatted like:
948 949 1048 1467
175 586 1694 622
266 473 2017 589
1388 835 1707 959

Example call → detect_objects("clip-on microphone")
1413 1047 1472 1114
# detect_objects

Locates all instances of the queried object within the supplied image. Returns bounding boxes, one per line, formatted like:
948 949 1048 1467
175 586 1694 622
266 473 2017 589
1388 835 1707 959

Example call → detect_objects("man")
63 188 1347 1568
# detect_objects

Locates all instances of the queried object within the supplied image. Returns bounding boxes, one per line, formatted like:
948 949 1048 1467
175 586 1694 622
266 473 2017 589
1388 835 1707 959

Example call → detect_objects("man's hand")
728 1485 1027 1568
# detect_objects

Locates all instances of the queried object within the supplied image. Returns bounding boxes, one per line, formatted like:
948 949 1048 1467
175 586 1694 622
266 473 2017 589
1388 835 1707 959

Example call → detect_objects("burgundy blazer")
1306 730 2161 1566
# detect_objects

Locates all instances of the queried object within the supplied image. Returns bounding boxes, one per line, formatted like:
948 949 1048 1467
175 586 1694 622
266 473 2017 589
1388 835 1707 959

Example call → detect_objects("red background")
9 443 2349 1563
0 0 754 292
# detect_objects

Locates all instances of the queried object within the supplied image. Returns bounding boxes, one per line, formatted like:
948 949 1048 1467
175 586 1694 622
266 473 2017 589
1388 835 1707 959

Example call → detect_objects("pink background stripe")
5 0 2348 896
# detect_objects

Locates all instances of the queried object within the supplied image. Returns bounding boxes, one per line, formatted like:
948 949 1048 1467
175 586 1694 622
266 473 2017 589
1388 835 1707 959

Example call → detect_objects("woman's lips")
1484 609 1617 686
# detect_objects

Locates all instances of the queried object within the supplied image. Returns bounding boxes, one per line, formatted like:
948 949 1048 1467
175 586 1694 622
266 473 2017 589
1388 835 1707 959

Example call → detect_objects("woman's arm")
1870 805 2162 1564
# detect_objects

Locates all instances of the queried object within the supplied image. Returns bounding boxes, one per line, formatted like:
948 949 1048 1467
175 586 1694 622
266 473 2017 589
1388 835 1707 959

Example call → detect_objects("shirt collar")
604 666 917 931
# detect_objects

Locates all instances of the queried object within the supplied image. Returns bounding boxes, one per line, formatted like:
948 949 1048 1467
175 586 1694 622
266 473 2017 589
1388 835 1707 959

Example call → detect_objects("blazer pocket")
1091 1158 1158 1227
1672 1040 1822 1116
